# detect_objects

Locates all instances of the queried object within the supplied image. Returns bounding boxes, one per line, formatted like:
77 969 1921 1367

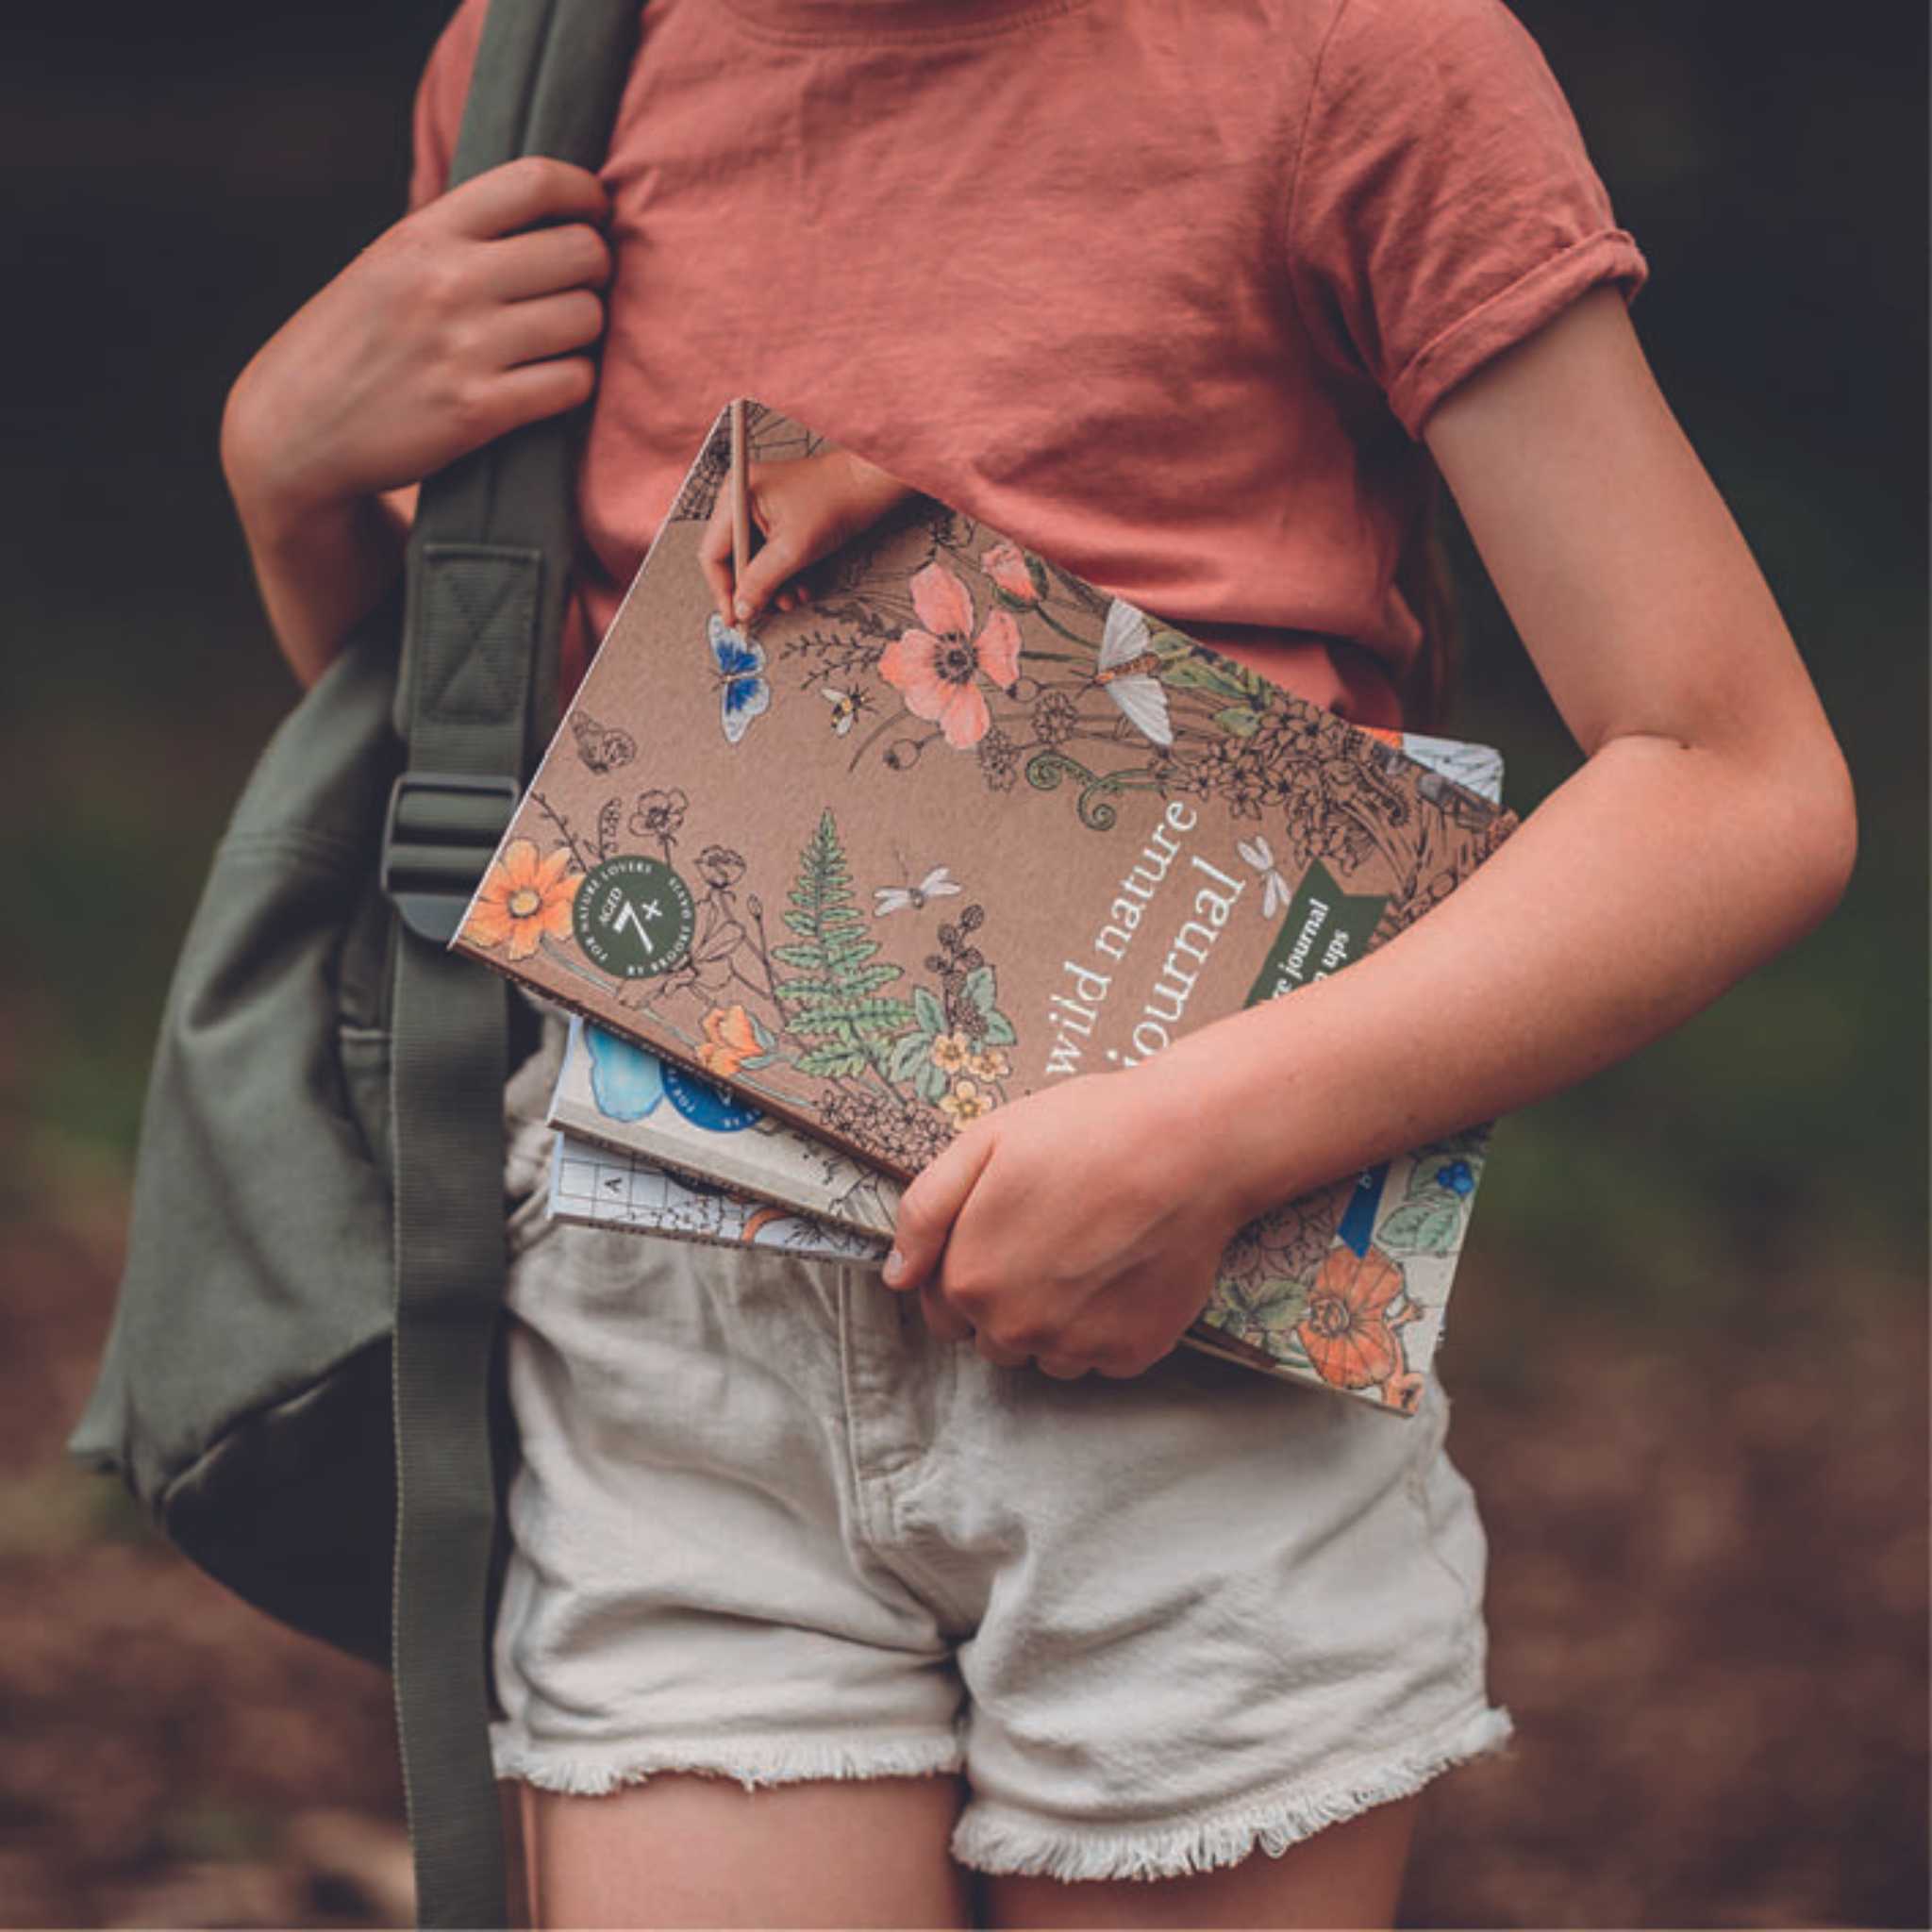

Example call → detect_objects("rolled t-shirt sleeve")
1283 0 1648 437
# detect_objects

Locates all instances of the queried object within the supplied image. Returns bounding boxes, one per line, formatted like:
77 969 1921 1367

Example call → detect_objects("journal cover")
456 399 1516 1409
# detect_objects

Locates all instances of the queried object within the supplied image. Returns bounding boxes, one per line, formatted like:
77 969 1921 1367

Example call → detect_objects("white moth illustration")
1094 599 1174 748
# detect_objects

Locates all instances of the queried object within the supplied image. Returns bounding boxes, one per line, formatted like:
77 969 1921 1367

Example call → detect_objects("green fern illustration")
770 808 914 1080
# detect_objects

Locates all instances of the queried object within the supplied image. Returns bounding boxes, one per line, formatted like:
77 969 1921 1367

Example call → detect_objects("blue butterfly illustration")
708 613 772 744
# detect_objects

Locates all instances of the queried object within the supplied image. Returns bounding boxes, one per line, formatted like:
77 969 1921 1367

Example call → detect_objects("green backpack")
63 3 637 1922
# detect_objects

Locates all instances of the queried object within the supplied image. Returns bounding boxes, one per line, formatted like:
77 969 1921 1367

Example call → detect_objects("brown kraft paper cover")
454 400 1518 1408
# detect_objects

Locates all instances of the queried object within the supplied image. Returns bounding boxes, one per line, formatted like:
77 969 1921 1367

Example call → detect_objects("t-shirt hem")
1387 227 1650 440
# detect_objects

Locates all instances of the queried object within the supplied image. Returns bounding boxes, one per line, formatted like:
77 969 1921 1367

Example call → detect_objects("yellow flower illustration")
928 1031 974 1074
939 1078 995 1124
463 841 581 962
965 1045 1010 1083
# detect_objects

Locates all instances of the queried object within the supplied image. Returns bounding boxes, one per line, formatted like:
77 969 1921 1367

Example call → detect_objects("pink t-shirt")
410 0 1646 724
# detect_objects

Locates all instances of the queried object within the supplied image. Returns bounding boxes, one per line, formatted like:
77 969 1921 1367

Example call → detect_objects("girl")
219 0 1856 1924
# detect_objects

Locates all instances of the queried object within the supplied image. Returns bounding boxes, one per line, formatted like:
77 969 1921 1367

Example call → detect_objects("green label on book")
1242 860 1387 1006
574 856 696 979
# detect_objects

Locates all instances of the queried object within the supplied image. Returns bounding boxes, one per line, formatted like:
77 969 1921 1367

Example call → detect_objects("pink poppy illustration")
878 562 1023 750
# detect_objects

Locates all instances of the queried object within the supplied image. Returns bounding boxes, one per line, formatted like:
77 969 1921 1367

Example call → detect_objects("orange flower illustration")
697 1003 762 1078
1295 1244 1420 1394
463 840 581 961
878 561 1023 750
980 541 1041 605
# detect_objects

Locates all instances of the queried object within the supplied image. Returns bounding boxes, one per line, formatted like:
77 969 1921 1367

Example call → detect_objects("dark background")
3 2 1925 1925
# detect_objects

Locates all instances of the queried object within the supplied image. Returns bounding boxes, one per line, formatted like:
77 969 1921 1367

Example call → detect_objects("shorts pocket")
1406 1388 1488 1622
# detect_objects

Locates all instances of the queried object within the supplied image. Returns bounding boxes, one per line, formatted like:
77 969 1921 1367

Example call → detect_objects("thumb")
882 1127 995 1292
731 527 807 624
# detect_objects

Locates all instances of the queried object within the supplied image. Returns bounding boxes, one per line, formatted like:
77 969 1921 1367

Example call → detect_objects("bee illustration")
874 862 962 916
820 685 872 736
571 711 637 774
1091 599 1174 748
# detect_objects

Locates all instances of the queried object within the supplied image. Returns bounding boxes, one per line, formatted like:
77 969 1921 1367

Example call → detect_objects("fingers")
482 222 611 301
884 1126 994 1293
463 356 598 444
920 1275 974 1344
439 156 608 240
489 287 606 367
1033 1356 1092 1380
730 526 808 624
974 1333 1032 1369
696 507 813 626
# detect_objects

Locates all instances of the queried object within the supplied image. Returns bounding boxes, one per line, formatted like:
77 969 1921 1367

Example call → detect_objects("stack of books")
454 400 1514 1411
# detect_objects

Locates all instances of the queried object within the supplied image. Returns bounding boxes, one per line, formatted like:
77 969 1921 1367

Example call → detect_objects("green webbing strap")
387 3 637 1926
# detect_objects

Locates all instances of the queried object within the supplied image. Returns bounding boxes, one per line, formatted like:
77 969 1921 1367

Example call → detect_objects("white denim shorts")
489 1016 1512 1881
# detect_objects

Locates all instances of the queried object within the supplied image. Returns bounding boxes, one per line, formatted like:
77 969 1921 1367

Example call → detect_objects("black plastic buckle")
380 771 521 943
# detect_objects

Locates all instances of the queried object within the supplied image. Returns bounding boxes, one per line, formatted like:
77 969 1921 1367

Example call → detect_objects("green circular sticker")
573 856 695 978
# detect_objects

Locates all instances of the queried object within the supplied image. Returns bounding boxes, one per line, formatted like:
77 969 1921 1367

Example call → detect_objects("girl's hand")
699 448 915 630
880 1062 1254 1378
221 156 611 531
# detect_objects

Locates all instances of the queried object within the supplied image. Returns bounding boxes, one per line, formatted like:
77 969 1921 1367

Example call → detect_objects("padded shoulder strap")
386 5 638 1928
400 0 639 773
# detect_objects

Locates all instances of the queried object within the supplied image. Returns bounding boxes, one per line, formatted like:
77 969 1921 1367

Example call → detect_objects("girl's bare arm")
1173 283 1856 1223
220 158 611 688
886 286 1856 1374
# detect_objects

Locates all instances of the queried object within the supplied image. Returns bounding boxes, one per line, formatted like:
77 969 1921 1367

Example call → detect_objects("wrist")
826 445 917 520
1136 1018 1330 1229
1124 1046 1281 1233
221 358 358 551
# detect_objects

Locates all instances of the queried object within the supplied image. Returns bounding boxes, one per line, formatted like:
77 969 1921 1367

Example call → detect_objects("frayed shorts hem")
491 1727 967 1797
951 1702 1515 1884
493 1703 1513 1884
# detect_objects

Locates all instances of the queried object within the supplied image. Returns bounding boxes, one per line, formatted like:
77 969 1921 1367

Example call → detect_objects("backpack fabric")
63 3 640 1923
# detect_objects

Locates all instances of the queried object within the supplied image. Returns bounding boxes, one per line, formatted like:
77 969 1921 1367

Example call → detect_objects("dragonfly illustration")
874 862 962 916
1237 833 1294 919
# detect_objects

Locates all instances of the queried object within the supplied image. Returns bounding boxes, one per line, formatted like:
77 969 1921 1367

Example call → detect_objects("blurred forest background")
2 1 1924 1925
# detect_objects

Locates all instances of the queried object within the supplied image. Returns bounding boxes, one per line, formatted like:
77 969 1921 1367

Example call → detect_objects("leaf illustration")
1213 705 1263 738
1158 658 1250 698
957 962 1019 1047
889 1031 931 1082
960 963 999 1017
796 1043 874 1080
771 808 913 1078
1376 1198 1464 1255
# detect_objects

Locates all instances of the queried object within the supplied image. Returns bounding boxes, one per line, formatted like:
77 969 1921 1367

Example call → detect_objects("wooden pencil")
728 397 751 614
